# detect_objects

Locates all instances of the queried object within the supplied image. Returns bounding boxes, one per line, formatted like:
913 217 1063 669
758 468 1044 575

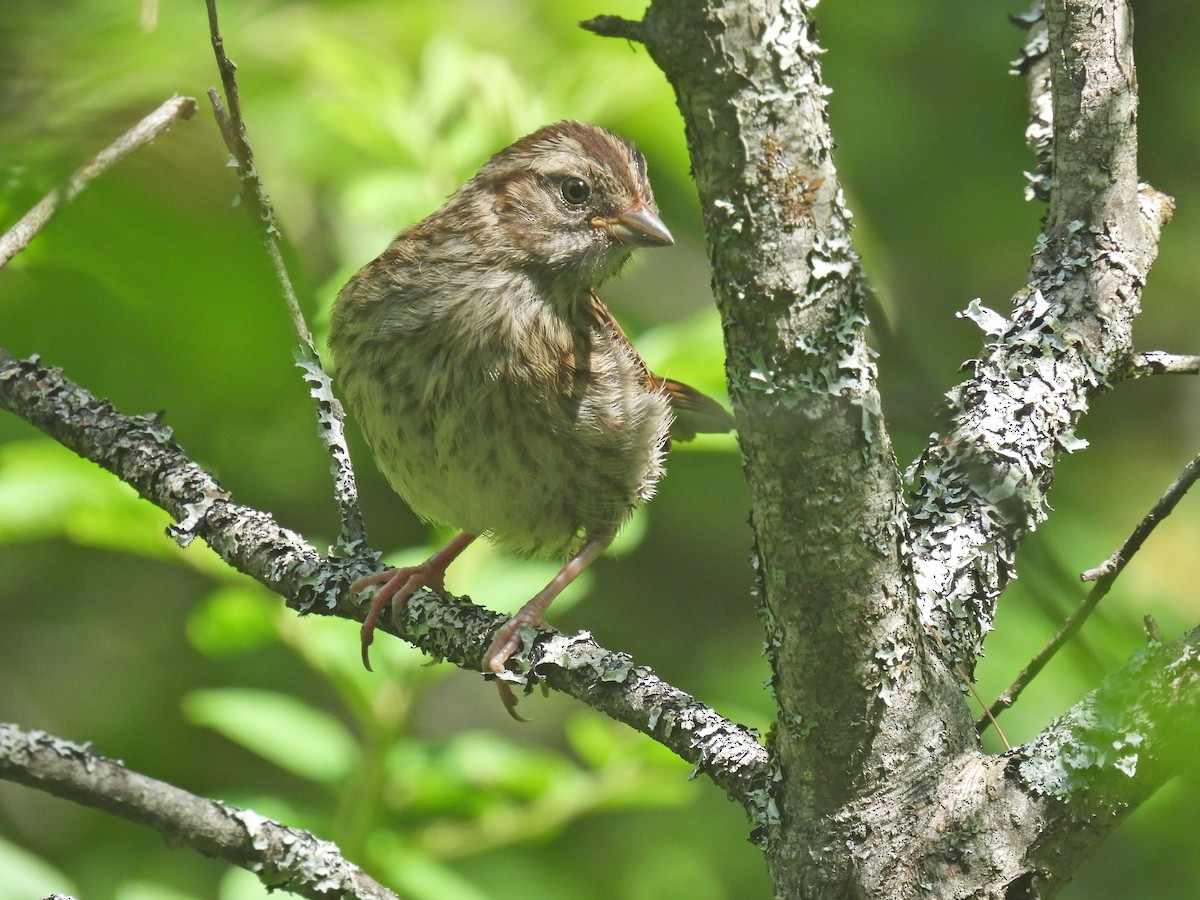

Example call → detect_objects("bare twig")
980 450 1200 732
0 95 196 268
580 15 647 43
1081 451 1200 582
0 723 397 900
1128 351 1200 377
204 0 365 554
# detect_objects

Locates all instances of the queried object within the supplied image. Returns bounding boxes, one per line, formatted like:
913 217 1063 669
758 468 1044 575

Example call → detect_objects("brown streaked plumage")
329 121 734 690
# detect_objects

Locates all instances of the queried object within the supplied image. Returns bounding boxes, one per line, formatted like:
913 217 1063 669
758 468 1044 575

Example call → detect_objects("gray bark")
0 723 397 899
589 0 1187 896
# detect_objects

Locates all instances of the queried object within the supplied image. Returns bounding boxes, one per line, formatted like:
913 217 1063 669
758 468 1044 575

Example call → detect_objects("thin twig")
927 629 1011 750
0 95 196 268
204 0 365 553
0 723 397 900
1080 451 1200 582
979 450 1200 733
1129 351 1200 377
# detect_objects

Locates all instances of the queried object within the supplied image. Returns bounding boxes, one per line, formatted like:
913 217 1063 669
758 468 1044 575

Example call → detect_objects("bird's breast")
336 281 671 557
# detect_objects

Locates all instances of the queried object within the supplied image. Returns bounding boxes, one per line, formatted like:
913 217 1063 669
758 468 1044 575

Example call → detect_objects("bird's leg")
356 531 477 671
483 533 613 674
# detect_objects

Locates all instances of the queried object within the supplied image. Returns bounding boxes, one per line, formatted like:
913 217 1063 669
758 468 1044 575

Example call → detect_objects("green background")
1 1 1197 897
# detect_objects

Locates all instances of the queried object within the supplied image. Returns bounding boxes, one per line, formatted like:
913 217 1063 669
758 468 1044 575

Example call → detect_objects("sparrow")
329 121 734 681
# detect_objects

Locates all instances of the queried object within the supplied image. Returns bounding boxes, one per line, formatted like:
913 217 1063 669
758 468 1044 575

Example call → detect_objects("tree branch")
1011 625 1200 883
1128 351 1200 377
0 95 196 268
0 723 397 900
900 625 1200 898
605 3 974 892
595 0 1189 895
907 0 1174 669
0 347 770 822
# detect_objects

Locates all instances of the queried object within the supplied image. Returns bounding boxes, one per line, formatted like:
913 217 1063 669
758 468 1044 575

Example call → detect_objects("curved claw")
355 567 426 671
352 531 477 670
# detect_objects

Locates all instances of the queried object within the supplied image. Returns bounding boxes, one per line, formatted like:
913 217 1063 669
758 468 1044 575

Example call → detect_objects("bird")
329 121 734 681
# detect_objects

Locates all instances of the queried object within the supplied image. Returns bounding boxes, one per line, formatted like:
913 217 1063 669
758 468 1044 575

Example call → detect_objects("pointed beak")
592 206 674 248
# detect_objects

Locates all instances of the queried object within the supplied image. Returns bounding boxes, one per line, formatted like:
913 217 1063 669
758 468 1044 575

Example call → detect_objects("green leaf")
186 586 280 657
0 836 77 899
369 837 494 900
0 439 170 554
636 309 732 404
182 688 357 785
0 439 235 575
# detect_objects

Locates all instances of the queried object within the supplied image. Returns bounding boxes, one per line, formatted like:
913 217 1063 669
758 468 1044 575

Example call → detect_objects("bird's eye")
560 177 591 206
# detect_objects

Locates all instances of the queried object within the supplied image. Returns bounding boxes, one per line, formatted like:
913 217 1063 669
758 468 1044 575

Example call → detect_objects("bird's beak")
592 206 674 248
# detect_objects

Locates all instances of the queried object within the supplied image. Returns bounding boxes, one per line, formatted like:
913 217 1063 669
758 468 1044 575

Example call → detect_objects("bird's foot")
354 566 439 671
354 531 477 671
483 611 541 675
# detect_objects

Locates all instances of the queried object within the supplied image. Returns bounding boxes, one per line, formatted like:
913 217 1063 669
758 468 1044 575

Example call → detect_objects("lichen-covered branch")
0 348 334 609
765 626 1200 898
0 723 397 900
0 347 769 819
1008 626 1200 891
897 625 1200 898
520 632 773 829
594 0 1192 896
1012 2 1052 203
907 0 1174 669
1015 626 1200 805
1129 351 1200 377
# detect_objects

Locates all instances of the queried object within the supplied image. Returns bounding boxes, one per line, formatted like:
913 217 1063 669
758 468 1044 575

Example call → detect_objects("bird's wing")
652 375 737 441
587 290 735 442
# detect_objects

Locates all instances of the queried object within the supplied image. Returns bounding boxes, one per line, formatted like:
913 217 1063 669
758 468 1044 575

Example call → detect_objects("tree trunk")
588 0 1188 895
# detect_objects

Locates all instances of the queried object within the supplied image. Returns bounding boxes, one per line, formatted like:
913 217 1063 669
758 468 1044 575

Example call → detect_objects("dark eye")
560 177 591 206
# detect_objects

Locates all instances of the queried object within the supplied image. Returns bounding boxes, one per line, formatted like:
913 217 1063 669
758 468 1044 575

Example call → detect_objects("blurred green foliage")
1 1 1198 898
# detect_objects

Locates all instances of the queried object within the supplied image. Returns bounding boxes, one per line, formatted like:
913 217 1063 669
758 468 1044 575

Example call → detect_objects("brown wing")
652 375 736 441
587 291 736 443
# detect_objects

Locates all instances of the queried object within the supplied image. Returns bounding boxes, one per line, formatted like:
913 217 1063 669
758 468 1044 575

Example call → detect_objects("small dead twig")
1128 351 1200 377
0 95 196 268
926 628 1011 750
980 450 1200 733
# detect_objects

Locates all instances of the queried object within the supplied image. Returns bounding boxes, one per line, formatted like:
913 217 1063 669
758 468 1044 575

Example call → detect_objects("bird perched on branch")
330 121 734 683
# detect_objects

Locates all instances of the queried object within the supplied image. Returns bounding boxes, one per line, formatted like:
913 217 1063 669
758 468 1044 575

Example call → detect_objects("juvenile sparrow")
330 121 734 678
